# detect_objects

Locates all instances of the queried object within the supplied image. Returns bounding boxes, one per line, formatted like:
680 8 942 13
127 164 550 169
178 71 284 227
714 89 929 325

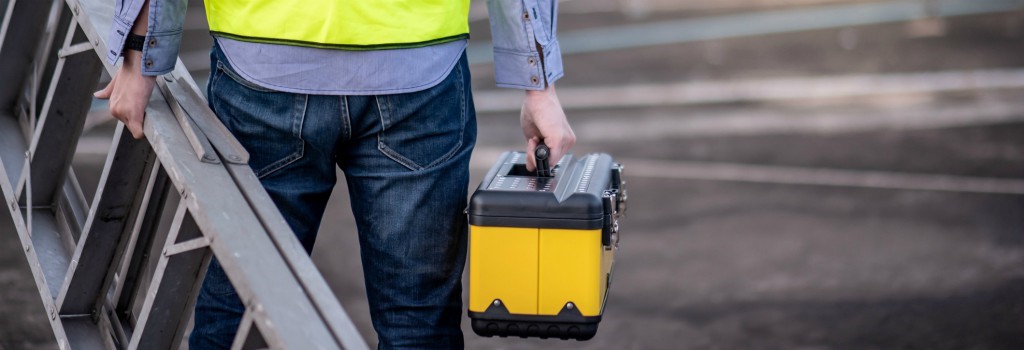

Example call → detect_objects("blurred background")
3 0 1024 349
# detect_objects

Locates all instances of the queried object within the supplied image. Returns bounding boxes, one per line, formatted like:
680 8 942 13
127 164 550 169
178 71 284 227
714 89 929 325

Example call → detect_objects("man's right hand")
94 50 156 139
520 85 575 172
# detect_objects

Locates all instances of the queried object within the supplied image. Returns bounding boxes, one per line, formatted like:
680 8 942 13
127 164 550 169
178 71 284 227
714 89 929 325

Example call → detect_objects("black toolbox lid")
469 151 616 230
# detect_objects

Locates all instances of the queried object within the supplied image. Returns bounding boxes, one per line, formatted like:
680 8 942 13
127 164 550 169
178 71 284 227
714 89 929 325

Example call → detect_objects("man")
96 0 574 348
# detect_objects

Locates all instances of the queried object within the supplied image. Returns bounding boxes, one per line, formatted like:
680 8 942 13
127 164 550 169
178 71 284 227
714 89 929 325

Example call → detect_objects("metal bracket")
164 73 250 165
157 74 220 164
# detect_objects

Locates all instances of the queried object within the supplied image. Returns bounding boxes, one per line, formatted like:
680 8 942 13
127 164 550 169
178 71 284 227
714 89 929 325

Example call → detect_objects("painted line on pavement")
623 158 1024 195
573 93 1024 139
474 68 1024 113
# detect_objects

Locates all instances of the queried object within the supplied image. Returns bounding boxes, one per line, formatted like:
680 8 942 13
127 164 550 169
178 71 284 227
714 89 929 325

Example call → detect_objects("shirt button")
530 76 540 85
523 11 530 20
145 59 153 68
148 39 157 47
527 57 536 66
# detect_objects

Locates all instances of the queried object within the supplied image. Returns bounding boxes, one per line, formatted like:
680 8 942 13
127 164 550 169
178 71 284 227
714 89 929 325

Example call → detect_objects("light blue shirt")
105 0 564 93
215 38 468 95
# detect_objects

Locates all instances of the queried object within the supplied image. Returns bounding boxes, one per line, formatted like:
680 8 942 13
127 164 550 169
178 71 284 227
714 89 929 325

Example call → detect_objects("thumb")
94 77 115 99
544 138 565 170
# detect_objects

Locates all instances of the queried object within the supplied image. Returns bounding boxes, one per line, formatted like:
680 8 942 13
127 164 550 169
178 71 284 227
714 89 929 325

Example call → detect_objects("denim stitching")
378 143 421 171
374 96 422 171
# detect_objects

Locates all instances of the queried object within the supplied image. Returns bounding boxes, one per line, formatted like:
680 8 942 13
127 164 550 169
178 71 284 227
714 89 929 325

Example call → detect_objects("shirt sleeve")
106 0 188 76
486 0 564 90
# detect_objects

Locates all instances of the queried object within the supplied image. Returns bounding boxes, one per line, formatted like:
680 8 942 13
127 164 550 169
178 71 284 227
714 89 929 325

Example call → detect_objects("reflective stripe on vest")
205 0 470 50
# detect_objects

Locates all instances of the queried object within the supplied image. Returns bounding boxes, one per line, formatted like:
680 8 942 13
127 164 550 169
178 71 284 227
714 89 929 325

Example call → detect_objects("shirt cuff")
493 39 564 90
139 30 183 76
105 21 181 76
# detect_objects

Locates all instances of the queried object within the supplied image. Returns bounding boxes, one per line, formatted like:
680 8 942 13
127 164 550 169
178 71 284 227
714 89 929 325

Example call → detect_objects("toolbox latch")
602 164 627 248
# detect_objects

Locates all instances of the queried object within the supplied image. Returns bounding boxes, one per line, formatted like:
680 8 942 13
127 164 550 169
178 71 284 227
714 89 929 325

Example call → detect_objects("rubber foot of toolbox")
472 319 598 340
469 300 601 341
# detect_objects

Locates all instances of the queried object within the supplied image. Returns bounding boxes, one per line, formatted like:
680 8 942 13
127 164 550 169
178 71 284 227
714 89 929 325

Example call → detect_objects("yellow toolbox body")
468 149 626 340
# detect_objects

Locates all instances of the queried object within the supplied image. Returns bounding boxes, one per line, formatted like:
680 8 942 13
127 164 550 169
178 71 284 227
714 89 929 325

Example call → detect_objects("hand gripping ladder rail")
0 0 369 349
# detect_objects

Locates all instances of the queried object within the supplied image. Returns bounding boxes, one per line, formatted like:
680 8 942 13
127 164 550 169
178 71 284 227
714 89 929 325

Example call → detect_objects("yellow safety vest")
205 0 470 50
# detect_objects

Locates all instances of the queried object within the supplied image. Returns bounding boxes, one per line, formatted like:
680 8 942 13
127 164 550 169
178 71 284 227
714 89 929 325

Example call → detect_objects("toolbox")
467 145 627 341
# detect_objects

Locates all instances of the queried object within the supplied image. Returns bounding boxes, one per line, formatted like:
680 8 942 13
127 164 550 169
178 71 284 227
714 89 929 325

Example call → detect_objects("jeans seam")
377 95 391 128
340 96 352 141
209 68 222 113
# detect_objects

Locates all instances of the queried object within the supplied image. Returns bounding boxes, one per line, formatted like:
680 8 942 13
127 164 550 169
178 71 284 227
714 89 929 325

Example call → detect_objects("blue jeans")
189 42 476 349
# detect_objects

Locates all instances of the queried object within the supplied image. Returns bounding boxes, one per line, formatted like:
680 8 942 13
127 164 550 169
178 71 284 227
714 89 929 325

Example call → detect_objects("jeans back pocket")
375 61 469 171
210 60 307 178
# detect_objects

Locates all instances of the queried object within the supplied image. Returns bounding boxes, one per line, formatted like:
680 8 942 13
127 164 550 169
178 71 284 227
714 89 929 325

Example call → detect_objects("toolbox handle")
534 143 553 177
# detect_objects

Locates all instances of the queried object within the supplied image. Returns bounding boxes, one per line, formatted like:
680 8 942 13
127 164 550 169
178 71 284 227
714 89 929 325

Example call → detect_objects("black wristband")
123 33 145 53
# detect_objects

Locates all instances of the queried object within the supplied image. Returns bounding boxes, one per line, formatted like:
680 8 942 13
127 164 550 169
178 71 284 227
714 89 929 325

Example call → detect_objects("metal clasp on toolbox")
467 144 627 341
